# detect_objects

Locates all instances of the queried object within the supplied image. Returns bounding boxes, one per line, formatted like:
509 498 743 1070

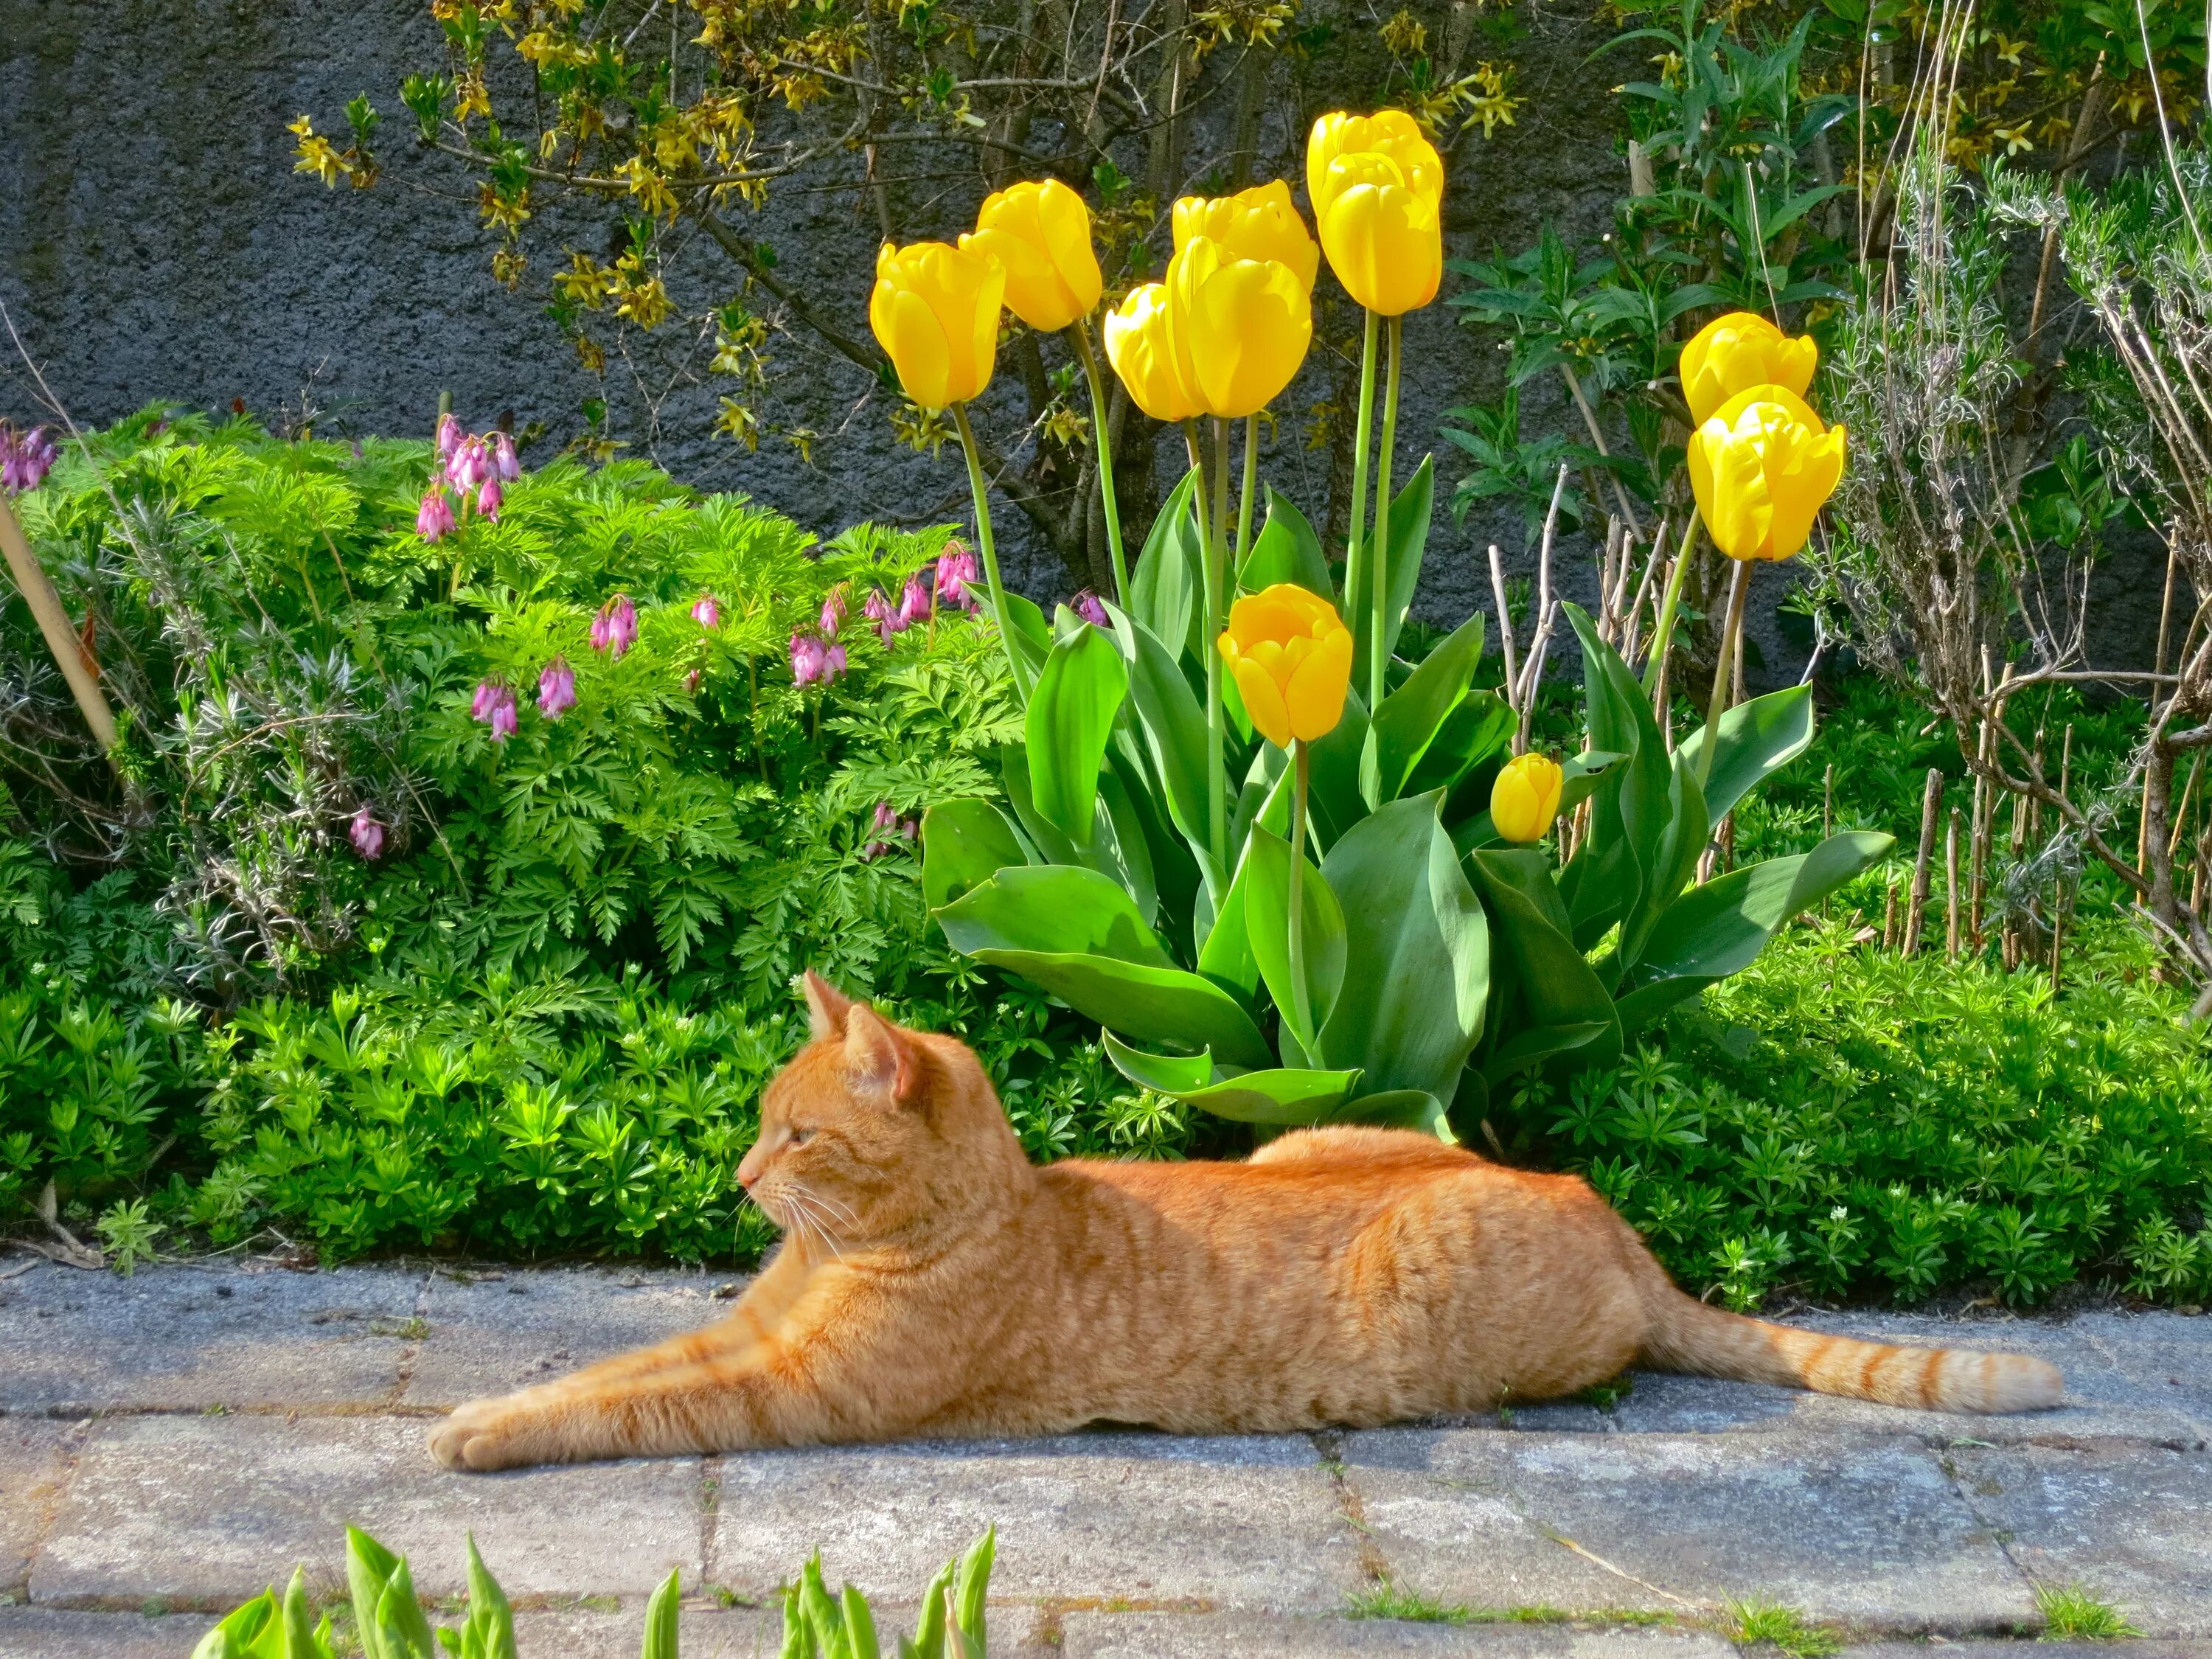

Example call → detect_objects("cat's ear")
844 1004 919 1106
800 970 854 1040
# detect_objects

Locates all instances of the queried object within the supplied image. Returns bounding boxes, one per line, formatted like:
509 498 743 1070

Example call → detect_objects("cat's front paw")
428 1395 547 1472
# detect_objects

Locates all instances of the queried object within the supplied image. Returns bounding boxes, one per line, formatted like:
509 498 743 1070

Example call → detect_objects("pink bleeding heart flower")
591 594 638 658
416 487 456 542
684 667 702 695
469 678 500 722
933 543 979 611
691 593 721 629
872 801 900 835
435 411 463 462
819 585 848 639
491 430 521 481
821 641 848 682
487 689 518 742
348 807 386 861
790 633 827 687
897 575 931 628
1072 590 1110 628
863 586 900 646
1 425 58 495
476 476 502 521
538 655 576 719
448 435 491 492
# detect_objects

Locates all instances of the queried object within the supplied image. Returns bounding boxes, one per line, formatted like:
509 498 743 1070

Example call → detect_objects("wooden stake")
0 492 120 762
1945 807 1961 959
1881 881 1899 951
1905 768 1942 957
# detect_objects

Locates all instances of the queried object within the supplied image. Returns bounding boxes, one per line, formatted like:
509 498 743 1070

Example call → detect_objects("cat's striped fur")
428 973 2060 1471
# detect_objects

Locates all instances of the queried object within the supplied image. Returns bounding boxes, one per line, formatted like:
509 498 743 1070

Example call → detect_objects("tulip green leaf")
1613 830 1893 1033
374 1563 437 1659
462 1537 515 1659
1455 749 1627 855
953 1528 994 1653
1468 847 1623 1074
1673 683 1818 824
921 799 1029 911
1365 610 1486 805
1105 602 1212 848
1196 836 1262 1003
1239 485 1333 600
1338 1088 1455 1141
907 1559 956 1659
1131 468 1206 661
999 742 1150 915
1026 619 1129 846
841 1584 882 1659
640 1569 681 1659
937 869 1272 1065
1405 686 1516 804
1562 604 1675 953
1345 456 1434 693
978 588 1054 686
1241 824 1348 1056
1102 1034 1363 1123
1315 792 1490 1109
1480 1020 1615 1089
1303 684 1371 852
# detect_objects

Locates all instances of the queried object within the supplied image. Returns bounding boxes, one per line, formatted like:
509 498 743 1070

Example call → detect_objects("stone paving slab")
1057 1613 1736 1658
405 1266 737 1409
1340 1428 2034 1630
0 1262 422 1413
712 1433 1364 1613
0 1417 79 1593
1950 1441 2212 1638
29 1413 703 1606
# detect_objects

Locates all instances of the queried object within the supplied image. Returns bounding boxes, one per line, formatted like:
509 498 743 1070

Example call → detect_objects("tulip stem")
1071 322 1130 606
1183 420 1210 549
1206 417 1233 873
952 403 1031 704
1697 557 1752 792
1287 737 1313 1051
1343 307 1380 622
1371 313 1401 714
1640 507 1702 703
1235 413 1259 579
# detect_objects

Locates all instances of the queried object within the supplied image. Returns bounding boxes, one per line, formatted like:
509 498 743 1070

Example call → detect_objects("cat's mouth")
752 1179 855 1253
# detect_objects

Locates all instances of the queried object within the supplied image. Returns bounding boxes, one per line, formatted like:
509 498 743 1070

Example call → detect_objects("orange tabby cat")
429 973 2061 1471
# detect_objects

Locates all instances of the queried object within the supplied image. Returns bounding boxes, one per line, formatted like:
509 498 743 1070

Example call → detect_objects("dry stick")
1488 542 1520 733
2169 750 2205 860
1905 767 1943 958
0 492 120 762
1882 881 1900 952
1621 515 1669 670
1945 807 1962 959
1514 467 1571 751
1969 714 1994 947
2051 723 2076 994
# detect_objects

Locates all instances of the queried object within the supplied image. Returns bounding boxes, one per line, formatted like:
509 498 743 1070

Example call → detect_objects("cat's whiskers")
781 1186 847 1259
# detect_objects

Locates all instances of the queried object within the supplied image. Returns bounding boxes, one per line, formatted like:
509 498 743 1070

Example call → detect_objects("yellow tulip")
1679 310 1819 427
1215 584 1353 749
1164 236 1312 420
1688 386 1848 563
1490 753 1564 844
869 240 1004 410
1102 284 1203 423
1171 181 1319 294
960 178 1102 334
1316 150 1444 316
1306 109 1444 220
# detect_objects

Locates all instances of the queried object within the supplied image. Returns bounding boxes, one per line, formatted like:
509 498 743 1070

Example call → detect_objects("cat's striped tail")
1642 1291 2062 1413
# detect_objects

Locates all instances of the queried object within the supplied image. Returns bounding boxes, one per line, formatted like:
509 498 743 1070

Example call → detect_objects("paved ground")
0 1258 2205 1657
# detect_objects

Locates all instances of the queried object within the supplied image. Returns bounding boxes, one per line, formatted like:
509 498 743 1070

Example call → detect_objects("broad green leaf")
1453 748 1627 855
781 1587 810 1659
1097 762 1159 928
462 1540 518 1659
1364 611 1485 806
1562 605 1674 956
1195 833 1262 1004
1346 457 1434 695
953 1528 994 1655
1405 687 1515 804
1130 468 1205 662
282 1569 333 1659
921 799 1029 911
1238 486 1333 599
801 1556 844 1653
1102 1034 1363 1124
1467 848 1623 1075
375 1565 437 1659
347 1528 423 1659
1339 1088 1455 1141
1479 1020 1614 1089
841 1585 880 1659
639 1568 681 1659
1614 830 1893 1033
976 588 1054 686
998 743 1150 914
1304 685 1371 852
1315 792 1489 1106
1105 602 1213 848
1672 683 1817 825
1026 620 1128 846
934 865 1172 968
1105 741 1197 951
1242 824 1348 1056
907 1559 956 1659
975 949 1274 1068
193 1594 275 1659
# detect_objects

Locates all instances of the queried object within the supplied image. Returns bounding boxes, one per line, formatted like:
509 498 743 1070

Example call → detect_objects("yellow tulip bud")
1102 284 1203 423
1688 385 1848 563
1317 151 1444 316
1164 237 1313 420
1171 180 1319 294
960 178 1102 334
1216 584 1353 749
1679 310 1819 427
1490 752 1564 844
1307 109 1444 220
869 240 1004 410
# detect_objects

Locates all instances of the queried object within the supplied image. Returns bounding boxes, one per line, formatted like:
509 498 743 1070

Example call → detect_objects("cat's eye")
788 1127 815 1147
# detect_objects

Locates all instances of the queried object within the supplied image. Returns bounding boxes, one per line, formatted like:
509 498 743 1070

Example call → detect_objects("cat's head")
737 971 1032 1250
